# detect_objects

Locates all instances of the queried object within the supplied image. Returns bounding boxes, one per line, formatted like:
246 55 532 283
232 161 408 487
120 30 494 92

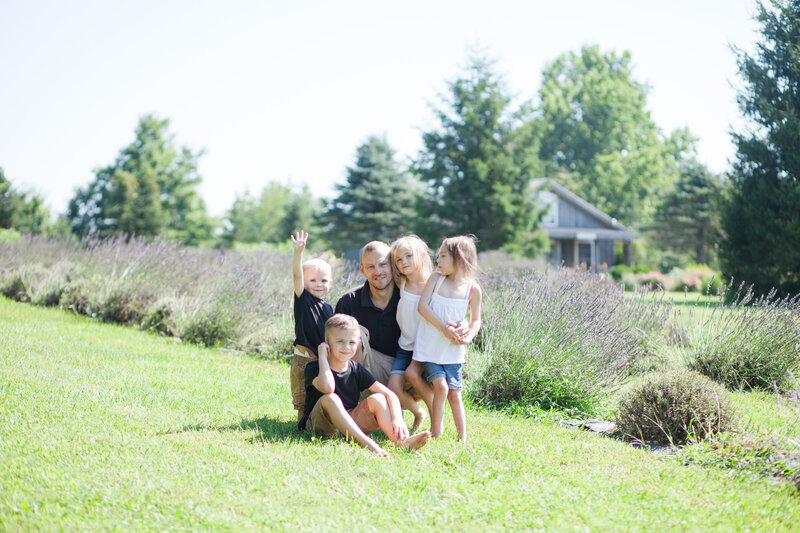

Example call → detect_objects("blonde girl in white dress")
388 235 433 430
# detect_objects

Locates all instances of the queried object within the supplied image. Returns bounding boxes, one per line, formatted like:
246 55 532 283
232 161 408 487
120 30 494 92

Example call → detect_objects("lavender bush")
468 267 672 414
680 282 800 391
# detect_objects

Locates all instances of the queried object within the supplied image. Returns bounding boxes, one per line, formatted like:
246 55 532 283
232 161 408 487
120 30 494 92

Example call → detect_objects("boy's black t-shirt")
298 359 376 431
293 289 334 355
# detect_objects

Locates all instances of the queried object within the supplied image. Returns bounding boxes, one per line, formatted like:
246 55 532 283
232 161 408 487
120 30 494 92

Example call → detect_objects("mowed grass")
2 298 799 531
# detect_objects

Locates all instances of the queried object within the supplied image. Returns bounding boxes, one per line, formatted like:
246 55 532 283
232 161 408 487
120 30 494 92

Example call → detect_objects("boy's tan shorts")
291 345 317 412
305 397 379 437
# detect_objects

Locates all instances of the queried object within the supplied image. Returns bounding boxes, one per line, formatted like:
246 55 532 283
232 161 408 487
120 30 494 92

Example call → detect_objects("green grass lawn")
2 297 800 531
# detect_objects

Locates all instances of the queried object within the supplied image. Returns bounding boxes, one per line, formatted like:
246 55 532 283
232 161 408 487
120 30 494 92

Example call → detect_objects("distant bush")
617 370 736 445
468 268 670 413
682 284 800 391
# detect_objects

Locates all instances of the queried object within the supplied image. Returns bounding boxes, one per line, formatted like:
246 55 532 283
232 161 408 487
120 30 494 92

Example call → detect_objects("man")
335 241 399 385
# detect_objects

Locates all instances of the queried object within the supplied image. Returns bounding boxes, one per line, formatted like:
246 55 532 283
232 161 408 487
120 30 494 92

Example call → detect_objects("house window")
538 191 558 227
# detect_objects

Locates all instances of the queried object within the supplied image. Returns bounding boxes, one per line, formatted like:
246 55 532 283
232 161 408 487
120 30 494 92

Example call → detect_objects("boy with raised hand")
299 314 430 456
290 230 334 421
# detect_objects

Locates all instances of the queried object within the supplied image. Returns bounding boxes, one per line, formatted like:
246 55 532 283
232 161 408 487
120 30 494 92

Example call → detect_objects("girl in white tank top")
414 236 482 443
388 235 433 430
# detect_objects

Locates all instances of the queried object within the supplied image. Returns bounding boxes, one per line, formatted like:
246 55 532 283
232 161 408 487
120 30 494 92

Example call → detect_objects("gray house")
531 178 639 272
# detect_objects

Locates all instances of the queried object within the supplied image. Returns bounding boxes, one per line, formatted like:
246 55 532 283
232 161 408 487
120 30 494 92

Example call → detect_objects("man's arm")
311 342 335 394
368 381 409 442
290 230 308 298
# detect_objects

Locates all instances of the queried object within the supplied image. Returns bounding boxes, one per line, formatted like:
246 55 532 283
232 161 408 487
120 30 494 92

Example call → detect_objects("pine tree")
722 0 800 295
416 53 546 253
652 160 725 266
323 136 421 254
67 115 214 244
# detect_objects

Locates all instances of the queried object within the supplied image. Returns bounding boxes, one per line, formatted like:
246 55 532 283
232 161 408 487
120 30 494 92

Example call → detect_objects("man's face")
326 327 360 361
360 247 392 291
303 266 332 299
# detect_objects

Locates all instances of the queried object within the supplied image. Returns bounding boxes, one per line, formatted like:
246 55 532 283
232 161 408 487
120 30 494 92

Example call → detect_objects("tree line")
2 1 798 295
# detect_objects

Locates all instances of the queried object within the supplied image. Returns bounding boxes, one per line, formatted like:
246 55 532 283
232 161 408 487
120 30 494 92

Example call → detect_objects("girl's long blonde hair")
440 235 478 279
389 235 433 286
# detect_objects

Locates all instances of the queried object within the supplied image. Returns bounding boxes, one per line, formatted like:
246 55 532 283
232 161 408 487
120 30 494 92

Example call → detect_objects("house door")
577 242 592 270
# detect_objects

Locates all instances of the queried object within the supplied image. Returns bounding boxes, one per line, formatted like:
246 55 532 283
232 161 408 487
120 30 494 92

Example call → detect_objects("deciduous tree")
537 45 692 226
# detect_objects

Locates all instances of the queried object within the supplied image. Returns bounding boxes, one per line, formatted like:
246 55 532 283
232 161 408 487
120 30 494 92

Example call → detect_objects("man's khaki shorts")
359 330 394 386
305 396 379 437
290 346 316 412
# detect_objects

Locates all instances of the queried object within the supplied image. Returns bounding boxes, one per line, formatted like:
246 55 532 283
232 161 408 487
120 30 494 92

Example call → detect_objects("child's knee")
432 378 449 395
387 374 403 393
319 392 344 410
447 389 462 401
366 393 388 411
405 364 420 380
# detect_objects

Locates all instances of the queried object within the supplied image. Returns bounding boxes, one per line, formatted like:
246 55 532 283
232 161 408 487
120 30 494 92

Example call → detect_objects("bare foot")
366 442 389 457
398 430 430 450
411 410 427 432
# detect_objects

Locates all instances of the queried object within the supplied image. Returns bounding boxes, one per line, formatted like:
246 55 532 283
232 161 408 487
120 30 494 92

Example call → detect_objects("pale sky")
0 0 760 218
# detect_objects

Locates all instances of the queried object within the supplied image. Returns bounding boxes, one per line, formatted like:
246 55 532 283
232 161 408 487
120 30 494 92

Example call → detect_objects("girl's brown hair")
440 235 478 278
389 235 433 285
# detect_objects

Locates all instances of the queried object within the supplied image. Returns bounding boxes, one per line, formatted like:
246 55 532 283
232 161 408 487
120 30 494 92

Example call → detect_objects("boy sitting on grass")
299 314 430 456
290 230 334 421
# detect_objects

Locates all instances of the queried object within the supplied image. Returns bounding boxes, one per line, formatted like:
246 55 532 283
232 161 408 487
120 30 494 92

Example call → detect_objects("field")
2 297 800 531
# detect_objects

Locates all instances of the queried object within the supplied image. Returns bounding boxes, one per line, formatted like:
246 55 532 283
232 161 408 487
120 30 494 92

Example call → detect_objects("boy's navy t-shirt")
293 289 334 355
298 359 376 431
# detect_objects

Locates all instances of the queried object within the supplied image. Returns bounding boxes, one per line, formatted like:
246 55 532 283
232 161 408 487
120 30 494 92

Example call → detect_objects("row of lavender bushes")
0 235 360 357
2 235 799 420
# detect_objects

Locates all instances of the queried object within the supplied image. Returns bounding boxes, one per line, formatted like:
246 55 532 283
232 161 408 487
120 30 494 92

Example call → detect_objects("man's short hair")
359 241 390 265
325 313 360 337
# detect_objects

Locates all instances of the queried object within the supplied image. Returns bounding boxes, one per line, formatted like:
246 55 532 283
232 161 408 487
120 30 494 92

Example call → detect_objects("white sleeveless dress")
396 282 422 352
413 276 472 365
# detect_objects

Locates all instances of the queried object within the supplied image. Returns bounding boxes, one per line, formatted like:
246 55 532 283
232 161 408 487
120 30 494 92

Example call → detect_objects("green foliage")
652 160 726 266
536 45 692 226
416 53 546 253
66 115 215 244
723 0 800 296
0 166 51 235
222 182 322 248
617 370 736 445
323 135 421 254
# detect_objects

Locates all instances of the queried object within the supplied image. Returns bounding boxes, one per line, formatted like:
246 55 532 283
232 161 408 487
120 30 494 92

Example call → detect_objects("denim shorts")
422 362 463 390
390 348 413 375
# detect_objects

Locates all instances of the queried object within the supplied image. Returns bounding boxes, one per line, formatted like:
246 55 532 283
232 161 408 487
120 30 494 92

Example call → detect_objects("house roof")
530 178 639 241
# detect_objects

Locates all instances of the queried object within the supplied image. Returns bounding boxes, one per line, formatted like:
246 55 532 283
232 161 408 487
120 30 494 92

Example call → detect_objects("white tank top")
413 276 472 365
396 282 422 351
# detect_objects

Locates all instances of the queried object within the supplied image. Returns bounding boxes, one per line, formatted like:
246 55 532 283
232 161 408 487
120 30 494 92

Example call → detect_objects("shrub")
468 268 670 414
181 310 236 348
682 284 800 391
0 264 49 302
609 264 632 281
101 290 151 325
616 370 736 445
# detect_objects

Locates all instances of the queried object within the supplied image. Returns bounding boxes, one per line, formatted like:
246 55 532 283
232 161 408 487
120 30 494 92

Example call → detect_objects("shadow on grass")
165 416 313 444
